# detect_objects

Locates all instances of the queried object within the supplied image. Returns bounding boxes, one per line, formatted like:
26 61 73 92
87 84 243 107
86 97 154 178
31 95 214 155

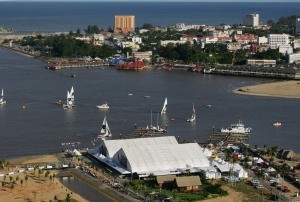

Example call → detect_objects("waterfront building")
132 51 152 62
268 34 290 49
243 14 259 27
296 18 300 34
114 15 135 34
88 136 211 177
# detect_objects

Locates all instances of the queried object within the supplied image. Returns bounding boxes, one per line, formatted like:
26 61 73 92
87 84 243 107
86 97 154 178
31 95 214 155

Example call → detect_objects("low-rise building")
132 51 152 62
278 44 293 55
176 176 202 191
289 53 300 64
156 175 176 188
160 40 187 46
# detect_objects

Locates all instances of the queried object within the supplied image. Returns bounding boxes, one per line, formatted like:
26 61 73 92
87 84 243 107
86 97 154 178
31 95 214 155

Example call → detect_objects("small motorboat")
273 122 282 127
96 103 110 110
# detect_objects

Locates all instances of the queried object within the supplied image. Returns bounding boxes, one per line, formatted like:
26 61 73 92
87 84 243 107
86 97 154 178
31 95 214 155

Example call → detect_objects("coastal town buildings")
114 15 135 34
243 14 259 27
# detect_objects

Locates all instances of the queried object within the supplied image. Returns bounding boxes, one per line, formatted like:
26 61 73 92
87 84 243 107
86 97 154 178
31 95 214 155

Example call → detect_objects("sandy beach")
0 154 87 202
233 80 300 99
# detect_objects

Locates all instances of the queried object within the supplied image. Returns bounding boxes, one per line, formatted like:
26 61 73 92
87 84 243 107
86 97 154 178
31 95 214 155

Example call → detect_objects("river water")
0 47 299 158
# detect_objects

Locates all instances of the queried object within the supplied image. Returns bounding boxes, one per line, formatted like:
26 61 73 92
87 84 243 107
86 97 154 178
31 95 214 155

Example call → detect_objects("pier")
208 131 251 145
47 61 109 70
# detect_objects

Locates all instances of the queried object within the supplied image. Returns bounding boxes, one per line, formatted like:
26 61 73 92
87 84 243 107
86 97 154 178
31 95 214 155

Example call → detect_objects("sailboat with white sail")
0 88 6 105
63 86 75 109
98 115 112 138
187 104 196 122
161 97 167 115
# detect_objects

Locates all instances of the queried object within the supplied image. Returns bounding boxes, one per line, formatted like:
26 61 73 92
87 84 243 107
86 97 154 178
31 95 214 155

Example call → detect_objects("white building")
247 59 276 66
243 14 259 27
88 136 211 176
160 40 187 47
278 44 293 55
294 39 300 49
258 36 268 45
131 36 142 44
296 18 300 34
268 34 290 49
289 53 300 64
132 51 152 62
93 34 105 46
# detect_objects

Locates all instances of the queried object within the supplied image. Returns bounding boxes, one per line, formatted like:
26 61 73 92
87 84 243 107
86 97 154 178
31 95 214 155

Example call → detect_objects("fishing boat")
98 116 112 138
273 122 282 127
0 88 6 105
220 121 252 134
63 86 75 109
161 97 168 115
96 103 110 110
187 104 196 122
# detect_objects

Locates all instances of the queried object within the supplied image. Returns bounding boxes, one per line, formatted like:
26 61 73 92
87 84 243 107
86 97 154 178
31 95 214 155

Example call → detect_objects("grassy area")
125 180 228 202
223 181 272 202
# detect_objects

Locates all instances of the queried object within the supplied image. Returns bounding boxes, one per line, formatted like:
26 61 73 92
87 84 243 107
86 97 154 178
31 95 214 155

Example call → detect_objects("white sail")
99 116 112 138
63 86 75 109
70 86 75 102
187 104 196 122
0 88 6 105
161 97 168 114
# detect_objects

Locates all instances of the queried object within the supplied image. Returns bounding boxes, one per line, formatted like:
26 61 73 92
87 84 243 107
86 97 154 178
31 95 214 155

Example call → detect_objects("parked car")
256 184 265 189
280 186 290 192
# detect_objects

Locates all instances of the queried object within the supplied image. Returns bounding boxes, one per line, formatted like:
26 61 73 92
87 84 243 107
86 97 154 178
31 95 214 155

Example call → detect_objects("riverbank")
233 80 300 99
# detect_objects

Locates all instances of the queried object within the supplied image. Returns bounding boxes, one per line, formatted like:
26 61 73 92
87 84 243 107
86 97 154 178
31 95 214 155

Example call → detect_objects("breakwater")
208 65 300 80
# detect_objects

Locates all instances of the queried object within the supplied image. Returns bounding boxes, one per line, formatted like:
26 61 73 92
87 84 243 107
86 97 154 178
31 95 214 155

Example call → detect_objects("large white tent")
89 136 210 176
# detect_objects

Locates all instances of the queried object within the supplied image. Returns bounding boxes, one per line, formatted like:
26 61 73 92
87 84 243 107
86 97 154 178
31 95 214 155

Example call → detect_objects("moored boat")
220 121 251 134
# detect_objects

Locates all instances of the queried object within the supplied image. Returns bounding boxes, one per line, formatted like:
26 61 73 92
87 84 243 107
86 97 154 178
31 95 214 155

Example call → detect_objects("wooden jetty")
122 127 167 139
208 131 251 145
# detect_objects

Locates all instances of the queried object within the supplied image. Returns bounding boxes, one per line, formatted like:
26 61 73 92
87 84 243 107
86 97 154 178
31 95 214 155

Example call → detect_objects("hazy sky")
1 0 300 2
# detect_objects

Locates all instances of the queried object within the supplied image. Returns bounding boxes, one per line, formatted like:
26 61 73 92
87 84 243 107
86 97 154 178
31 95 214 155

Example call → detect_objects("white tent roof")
99 136 178 158
113 142 210 174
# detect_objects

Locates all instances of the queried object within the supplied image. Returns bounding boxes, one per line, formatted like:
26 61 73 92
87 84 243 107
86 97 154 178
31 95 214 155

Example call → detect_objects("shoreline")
233 80 300 99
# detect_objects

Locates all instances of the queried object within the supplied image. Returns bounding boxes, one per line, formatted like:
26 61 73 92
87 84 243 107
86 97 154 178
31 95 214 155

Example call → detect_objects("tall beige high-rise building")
114 15 135 33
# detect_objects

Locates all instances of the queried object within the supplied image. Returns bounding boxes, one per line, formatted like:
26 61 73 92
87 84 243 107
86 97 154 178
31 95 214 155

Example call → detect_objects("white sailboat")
187 104 196 122
98 116 112 138
0 88 6 105
63 86 75 109
161 97 167 115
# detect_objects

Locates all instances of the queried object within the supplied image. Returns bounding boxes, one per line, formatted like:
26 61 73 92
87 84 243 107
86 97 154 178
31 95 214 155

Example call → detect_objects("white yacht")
63 86 75 109
0 88 6 105
161 97 167 115
221 121 252 134
96 103 110 110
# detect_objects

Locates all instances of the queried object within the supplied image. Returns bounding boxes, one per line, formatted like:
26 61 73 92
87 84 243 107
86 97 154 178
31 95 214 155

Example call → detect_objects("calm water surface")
0 47 299 158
